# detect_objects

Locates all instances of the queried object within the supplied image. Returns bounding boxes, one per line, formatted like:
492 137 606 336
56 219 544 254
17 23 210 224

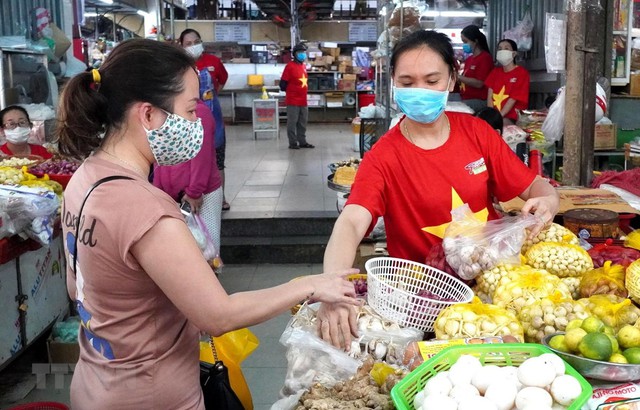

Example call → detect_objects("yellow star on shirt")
299 75 308 88
421 187 489 239
459 82 466 93
492 85 509 111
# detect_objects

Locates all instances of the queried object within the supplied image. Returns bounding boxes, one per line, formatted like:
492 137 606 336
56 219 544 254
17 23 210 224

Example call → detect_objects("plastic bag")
442 204 538 280
545 13 567 73
541 87 566 143
525 241 594 278
502 125 527 150
184 211 223 271
579 261 628 299
200 328 259 410
503 9 534 52
628 259 640 305
578 294 640 331
52 316 81 343
279 303 360 397
493 269 572 316
433 296 525 342
521 222 579 254
518 294 590 342
0 184 59 245
587 240 640 269
473 263 530 303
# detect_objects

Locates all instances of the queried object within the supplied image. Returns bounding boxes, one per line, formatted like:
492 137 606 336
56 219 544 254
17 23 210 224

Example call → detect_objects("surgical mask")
393 79 450 124
462 43 472 54
295 52 307 62
185 43 204 60
144 111 203 166
497 50 514 66
4 126 31 144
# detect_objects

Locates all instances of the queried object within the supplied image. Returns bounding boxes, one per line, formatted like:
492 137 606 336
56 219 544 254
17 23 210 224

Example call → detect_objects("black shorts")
216 142 225 170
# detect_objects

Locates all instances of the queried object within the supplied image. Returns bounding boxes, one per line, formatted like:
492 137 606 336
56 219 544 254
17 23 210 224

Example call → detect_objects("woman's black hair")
390 30 457 77
0 105 31 128
461 25 490 53
475 107 503 133
179 28 201 44
55 38 196 160
497 38 518 63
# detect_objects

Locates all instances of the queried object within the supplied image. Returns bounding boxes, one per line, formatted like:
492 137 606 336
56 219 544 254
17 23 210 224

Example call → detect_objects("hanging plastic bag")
442 204 539 280
184 211 223 271
541 87 566 143
579 261 627 298
545 13 567 73
503 9 534 52
200 328 259 410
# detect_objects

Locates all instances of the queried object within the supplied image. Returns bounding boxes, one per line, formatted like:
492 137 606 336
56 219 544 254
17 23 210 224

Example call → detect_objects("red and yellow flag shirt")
347 112 536 264
281 61 308 106
485 65 530 121
460 51 494 101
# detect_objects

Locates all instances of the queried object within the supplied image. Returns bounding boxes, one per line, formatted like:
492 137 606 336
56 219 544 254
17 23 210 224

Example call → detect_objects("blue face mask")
462 43 472 54
295 52 307 62
393 79 450 124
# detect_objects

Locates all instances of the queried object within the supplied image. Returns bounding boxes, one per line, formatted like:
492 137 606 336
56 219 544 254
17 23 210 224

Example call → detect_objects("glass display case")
612 0 634 86
0 48 52 109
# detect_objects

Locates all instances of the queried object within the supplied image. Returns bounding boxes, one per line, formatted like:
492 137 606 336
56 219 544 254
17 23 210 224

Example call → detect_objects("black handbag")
200 336 245 410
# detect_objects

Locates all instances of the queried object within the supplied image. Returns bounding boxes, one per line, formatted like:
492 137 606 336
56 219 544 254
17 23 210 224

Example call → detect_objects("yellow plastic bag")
200 328 259 410
433 297 524 341
627 259 640 305
625 230 640 251
521 223 579 254
518 293 590 342
493 269 572 316
579 261 627 298
524 241 594 277
578 294 640 331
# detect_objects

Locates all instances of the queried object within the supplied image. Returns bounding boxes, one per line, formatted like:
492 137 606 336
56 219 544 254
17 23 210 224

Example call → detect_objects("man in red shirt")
280 43 314 149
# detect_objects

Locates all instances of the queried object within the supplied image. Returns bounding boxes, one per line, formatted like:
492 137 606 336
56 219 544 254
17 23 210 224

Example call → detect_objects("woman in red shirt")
458 25 494 113
485 39 530 125
0 105 52 159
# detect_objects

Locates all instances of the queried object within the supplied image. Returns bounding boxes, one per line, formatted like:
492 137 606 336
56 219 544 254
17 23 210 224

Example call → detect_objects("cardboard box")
51 23 71 60
321 47 341 58
352 242 388 273
631 72 640 96
342 74 357 81
337 79 356 91
594 123 617 150
47 337 80 364
501 188 640 215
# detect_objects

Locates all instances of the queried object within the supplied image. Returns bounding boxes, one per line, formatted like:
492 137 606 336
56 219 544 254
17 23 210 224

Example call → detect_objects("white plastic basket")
365 257 474 332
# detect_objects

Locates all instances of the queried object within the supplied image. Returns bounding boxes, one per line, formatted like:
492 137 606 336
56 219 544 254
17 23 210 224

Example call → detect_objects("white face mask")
185 43 204 60
4 126 31 144
497 50 514 66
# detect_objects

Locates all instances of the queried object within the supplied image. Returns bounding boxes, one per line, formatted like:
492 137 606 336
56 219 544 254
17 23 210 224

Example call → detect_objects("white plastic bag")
541 87 566 143
545 13 566 73
503 10 534 52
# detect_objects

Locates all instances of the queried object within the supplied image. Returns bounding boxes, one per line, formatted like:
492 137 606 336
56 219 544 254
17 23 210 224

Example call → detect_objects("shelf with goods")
612 0 634 86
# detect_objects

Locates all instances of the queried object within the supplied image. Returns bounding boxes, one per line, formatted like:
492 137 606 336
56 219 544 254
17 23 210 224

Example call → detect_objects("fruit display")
521 223 579 254
29 158 80 176
333 165 357 186
492 269 572 316
577 294 640 331
579 261 627 298
588 240 640 269
433 297 524 342
0 156 41 167
525 242 594 278
518 295 590 343
0 166 26 184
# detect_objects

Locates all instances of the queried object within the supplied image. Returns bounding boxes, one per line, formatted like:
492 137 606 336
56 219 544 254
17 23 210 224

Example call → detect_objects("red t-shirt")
485 65 530 121
347 112 536 263
196 54 228 92
281 61 308 106
1 143 52 159
460 51 494 101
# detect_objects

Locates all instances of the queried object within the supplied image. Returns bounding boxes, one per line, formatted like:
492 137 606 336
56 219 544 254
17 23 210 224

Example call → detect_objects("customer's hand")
309 269 360 305
183 195 204 214
316 301 359 351
521 193 560 237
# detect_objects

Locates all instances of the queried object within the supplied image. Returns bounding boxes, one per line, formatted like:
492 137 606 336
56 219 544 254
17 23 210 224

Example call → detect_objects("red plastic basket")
7 402 69 410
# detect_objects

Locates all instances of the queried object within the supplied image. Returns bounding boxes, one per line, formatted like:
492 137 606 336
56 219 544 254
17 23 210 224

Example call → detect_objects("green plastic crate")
390 343 592 410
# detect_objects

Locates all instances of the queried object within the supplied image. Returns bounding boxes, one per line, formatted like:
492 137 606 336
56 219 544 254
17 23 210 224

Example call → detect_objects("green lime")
581 316 605 333
623 347 640 364
604 325 616 336
566 319 584 331
565 328 588 352
548 334 570 353
578 332 613 361
617 325 640 349
610 353 629 364
607 333 620 353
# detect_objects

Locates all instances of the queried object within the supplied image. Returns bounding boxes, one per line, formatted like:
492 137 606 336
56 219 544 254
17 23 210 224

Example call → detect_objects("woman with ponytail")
458 25 493 113
57 39 358 410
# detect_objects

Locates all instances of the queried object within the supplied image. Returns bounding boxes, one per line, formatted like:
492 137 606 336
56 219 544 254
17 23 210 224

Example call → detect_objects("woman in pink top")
153 100 223 252
55 39 359 410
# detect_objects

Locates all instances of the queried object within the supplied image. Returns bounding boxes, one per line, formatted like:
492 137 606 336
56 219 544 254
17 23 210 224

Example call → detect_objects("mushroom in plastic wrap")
493 269 572 316
525 242 594 278
518 293 590 342
433 297 524 342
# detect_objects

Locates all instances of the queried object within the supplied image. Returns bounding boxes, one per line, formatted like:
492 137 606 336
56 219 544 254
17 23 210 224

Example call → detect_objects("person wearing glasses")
0 105 52 159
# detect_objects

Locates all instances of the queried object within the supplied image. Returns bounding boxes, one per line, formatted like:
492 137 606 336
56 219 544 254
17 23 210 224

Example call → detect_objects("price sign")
214 22 250 42
252 99 279 138
348 22 378 42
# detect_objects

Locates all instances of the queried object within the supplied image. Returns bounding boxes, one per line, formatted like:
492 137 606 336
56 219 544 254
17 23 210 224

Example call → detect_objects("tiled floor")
0 122 357 409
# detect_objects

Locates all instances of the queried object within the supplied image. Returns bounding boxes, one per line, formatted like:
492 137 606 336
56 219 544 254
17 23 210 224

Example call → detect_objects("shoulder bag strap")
73 175 134 275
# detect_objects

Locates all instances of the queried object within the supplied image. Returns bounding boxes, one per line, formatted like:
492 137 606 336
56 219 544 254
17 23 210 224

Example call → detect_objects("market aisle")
223 122 358 217
0 263 320 409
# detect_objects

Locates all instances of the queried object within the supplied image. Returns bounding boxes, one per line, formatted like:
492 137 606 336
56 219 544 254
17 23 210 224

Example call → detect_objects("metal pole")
290 0 297 47
170 0 176 40
562 0 585 186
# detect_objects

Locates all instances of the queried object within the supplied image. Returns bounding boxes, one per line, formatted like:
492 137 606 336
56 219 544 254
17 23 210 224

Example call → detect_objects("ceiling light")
99 0 113 4
136 9 149 16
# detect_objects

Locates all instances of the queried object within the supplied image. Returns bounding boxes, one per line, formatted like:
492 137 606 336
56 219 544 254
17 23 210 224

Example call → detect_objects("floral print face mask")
144 110 203 166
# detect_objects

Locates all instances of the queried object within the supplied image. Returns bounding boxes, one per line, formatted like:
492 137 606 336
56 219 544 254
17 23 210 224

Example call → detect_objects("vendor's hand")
521 194 560 237
316 301 359 351
183 195 203 214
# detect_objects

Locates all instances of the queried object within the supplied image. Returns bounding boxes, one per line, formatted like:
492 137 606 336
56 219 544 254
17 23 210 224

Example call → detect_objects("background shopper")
179 29 231 210
316 30 558 350
280 42 315 149
55 38 358 410
0 105 52 159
